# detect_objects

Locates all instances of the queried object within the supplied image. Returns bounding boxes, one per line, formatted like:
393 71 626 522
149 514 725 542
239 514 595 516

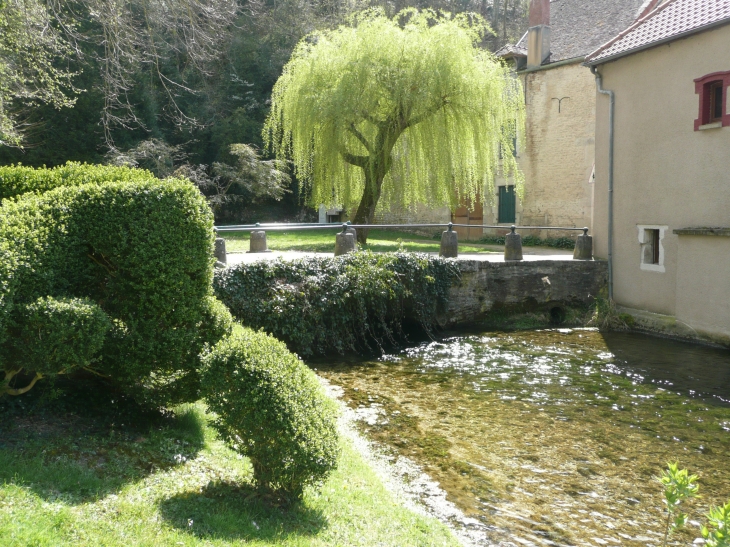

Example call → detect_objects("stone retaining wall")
441 259 608 326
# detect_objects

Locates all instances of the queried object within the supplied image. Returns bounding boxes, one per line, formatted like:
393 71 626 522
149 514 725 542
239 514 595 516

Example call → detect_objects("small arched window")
694 71 730 130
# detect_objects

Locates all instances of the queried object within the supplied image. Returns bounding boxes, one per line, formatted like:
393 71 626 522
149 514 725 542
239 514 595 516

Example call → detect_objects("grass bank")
0 382 460 547
223 229 496 254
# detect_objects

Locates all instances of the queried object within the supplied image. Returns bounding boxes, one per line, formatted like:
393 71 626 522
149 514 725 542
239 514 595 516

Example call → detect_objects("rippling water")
315 329 730 547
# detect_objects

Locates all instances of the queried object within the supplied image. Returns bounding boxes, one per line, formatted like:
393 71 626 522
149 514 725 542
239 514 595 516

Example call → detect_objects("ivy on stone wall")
213 252 460 356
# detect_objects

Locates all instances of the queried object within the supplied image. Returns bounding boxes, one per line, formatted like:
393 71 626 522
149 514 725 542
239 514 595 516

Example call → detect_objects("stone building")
375 0 647 240
494 0 646 238
585 0 730 346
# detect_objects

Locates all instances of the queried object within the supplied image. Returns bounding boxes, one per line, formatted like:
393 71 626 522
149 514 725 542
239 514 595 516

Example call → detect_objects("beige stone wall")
593 25 730 342
517 62 596 234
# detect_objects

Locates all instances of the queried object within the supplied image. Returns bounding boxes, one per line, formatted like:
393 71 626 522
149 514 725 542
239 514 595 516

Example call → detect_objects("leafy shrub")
201 325 339 500
213 251 460 356
479 234 576 249
701 501 730 547
2 297 111 394
0 162 158 201
1 168 232 403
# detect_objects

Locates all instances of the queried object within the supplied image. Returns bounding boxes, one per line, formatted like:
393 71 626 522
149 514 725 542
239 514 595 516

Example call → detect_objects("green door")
498 186 515 223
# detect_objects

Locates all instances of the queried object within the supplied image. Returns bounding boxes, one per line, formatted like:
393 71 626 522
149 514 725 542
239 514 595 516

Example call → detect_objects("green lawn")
223 229 496 254
0 396 460 547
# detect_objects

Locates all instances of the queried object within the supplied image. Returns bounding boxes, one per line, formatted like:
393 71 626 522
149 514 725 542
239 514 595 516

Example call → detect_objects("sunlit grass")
0 400 460 547
223 229 496 254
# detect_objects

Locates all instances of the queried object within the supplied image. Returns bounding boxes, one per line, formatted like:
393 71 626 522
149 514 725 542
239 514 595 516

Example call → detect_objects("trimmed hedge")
0 162 159 202
202 325 340 499
213 251 460 356
1 172 232 403
7 296 111 377
1 164 342 497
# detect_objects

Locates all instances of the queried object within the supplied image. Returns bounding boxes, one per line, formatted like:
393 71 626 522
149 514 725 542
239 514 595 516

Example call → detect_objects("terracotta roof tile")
586 0 730 64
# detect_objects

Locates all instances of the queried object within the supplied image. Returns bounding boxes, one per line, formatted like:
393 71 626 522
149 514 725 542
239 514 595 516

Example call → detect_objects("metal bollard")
504 225 523 261
248 229 270 253
573 228 593 260
334 224 356 256
440 223 458 258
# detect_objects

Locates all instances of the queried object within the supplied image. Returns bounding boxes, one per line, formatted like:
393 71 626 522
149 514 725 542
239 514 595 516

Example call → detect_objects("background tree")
265 8 524 242
0 0 77 147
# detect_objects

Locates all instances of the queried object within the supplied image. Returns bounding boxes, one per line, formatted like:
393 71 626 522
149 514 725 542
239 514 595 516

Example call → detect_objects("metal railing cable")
214 222 589 235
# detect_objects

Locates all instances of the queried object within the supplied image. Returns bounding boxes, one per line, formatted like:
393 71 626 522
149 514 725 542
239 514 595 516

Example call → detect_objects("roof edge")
585 18 730 66
584 0 680 64
517 56 585 74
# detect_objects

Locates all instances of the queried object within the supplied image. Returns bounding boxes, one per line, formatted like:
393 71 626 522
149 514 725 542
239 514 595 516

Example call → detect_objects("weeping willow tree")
264 8 524 242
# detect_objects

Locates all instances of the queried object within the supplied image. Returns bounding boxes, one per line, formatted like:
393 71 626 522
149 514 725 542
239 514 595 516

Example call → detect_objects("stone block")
335 232 356 256
248 231 270 253
440 230 458 258
573 234 593 260
504 231 523 261
214 237 227 264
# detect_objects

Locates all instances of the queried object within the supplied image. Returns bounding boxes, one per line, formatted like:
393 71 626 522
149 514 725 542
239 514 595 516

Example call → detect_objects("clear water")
316 329 730 546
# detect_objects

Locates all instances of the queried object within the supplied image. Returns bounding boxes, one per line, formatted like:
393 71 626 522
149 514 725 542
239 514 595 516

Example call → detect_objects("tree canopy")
0 0 77 147
0 0 237 149
264 8 524 239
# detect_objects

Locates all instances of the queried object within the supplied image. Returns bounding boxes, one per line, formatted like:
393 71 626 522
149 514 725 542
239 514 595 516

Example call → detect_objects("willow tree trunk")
352 167 386 244
350 125 399 244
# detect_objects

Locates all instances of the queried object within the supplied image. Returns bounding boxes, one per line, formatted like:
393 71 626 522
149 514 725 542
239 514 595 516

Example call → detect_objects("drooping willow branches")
265 8 525 241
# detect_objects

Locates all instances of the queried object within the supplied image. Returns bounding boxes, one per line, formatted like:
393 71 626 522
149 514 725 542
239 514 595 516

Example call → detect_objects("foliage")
104 139 189 178
201 325 340 500
0 165 233 403
264 8 524 240
211 144 291 203
702 501 730 547
658 462 699 547
49 0 238 146
103 141 291 217
0 0 78 147
479 234 577 249
213 251 460 356
2 296 111 395
587 289 634 331
0 161 158 201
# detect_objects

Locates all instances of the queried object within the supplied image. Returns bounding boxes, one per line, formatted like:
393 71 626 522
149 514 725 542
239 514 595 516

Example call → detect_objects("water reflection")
316 329 730 547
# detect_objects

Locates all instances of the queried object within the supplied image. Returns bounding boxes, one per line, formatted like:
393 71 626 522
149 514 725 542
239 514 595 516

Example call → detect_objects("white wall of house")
593 24 730 345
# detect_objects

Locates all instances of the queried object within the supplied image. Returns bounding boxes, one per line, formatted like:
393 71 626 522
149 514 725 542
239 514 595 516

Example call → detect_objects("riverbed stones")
335 232 356 256
248 230 270 253
440 230 458 258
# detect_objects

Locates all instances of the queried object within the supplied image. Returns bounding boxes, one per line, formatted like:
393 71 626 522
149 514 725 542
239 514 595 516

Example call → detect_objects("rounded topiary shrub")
0 166 233 403
201 325 340 500
2 296 111 394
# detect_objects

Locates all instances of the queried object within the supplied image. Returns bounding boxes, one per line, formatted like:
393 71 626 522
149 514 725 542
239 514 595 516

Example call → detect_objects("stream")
315 329 730 547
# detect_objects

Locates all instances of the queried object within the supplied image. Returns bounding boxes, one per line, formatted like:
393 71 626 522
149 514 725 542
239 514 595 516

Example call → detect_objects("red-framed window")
694 71 730 130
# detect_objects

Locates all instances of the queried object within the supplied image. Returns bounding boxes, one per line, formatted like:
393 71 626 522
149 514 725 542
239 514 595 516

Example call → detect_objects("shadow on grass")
0 375 206 504
158 481 328 541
